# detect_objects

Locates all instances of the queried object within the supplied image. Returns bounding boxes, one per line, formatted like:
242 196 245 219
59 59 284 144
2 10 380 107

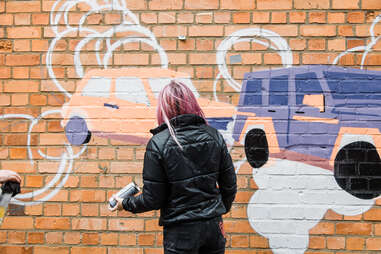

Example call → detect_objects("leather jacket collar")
150 114 206 135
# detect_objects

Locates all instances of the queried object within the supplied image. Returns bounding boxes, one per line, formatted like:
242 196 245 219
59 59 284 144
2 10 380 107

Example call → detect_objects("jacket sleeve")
217 135 237 213
122 139 167 213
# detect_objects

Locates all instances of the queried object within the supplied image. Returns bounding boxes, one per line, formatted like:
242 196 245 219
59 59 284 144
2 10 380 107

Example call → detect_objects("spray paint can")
109 182 140 208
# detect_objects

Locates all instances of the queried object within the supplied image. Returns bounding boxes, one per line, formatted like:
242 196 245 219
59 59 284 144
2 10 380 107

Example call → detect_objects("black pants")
163 216 226 254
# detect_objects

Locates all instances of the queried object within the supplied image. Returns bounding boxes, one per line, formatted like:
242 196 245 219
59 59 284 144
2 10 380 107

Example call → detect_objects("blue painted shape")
295 72 322 105
269 75 288 105
207 117 233 131
242 79 262 106
234 65 381 168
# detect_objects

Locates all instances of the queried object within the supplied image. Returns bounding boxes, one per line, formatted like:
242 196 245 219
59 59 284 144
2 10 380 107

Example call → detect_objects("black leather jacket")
122 114 237 226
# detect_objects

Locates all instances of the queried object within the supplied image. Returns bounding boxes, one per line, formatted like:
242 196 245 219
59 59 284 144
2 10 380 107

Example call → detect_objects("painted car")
62 68 236 146
233 65 381 199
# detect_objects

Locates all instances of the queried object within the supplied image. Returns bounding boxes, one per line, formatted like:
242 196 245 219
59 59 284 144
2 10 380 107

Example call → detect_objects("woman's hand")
0 170 21 184
108 196 124 212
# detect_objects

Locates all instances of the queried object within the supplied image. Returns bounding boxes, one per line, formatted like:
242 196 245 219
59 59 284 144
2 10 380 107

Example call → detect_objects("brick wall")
1 0 381 253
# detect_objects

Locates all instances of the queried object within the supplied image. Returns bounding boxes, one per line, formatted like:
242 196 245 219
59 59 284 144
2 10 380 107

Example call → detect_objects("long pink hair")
157 80 206 148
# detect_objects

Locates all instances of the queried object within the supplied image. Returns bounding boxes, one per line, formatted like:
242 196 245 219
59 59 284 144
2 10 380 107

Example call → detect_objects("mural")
0 0 381 252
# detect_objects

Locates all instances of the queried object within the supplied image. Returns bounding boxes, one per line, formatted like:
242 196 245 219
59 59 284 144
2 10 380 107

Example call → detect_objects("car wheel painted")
64 116 92 146
244 128 269 168
334 141 381 200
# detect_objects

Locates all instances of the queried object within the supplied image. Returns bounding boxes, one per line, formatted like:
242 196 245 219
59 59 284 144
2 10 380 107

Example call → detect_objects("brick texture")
0 1 381 254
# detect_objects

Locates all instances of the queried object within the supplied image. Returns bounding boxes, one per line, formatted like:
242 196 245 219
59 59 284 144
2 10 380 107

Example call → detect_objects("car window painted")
295 72 323 105
82 77 111 98
148 77 200 99
324 71 381 102
242 79 262 106
269 75 288 106
115 77 150 106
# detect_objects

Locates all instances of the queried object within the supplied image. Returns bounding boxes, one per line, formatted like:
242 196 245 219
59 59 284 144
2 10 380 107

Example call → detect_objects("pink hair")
157 80 206 148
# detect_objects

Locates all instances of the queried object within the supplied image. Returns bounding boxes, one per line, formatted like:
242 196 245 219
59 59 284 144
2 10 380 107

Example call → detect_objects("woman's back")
147 114 234 226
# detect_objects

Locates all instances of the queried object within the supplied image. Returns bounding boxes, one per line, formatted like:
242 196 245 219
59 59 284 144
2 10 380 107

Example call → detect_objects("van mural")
234 65 381 199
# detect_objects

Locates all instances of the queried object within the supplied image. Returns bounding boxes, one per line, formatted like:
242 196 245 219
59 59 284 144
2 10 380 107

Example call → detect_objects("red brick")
35 217 70 230
14 14 31 25
31 40 49 51
294 0 330 9
308 39 326 50
6 1 40 12
149 0 183 10
101 233 118 245
81 204 99 217
108 218 144 231
0 246 32 254
30 94 47 105
0 14 13 25
9 147 27 159
8 231 25 244
34 247 69 254
46 232 63 244
221 0 255 9
347 12 365 23
332 0 360 9
257 0 292 9
184 0 218 9
25 175 43 187
189 25 223 37
338 25 354 36
214 12 231 23
189 53 215 64
32 13 49 25
302 53 336 64
158 12 176 23
82 233 99 245
12 66 29 78
271 12 287 23
347 237 365 250
1 217 33 229
336 222 372 235
231 235 249 247
72 218 107 230
120 233 136 246
28 232 44 244
233 12 251 24
177 13 194 23
362 0 380 8
309 12 326 23
62 203 80 216
138 233 155 246
289 12 306 23
0 94 10 105
141 13 157 24
260 25 298 36
327 236 345 250
64 232 81 244
7 27 41 39
367 238 381 250
6 55 40 66
69 189 105 202
301 25 336 36
224 220 252 233
71 247 106 254
196 12 213 24
364 208 381 220
328 12 345 23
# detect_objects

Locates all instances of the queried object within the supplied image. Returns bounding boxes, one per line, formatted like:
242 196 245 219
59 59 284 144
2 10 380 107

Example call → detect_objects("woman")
109 80 237 254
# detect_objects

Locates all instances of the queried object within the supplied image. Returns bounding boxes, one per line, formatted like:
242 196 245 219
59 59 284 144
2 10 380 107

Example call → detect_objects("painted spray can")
109 182 140 208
